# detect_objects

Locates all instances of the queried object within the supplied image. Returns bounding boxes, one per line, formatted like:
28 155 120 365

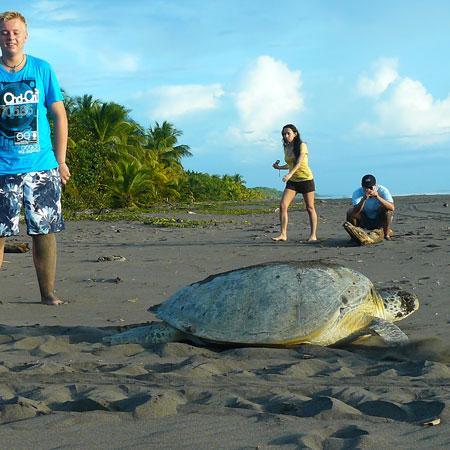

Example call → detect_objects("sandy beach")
0 194 449 449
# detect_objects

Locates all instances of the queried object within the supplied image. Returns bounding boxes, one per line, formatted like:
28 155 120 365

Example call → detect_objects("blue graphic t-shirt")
352 185 394 219
0 55 63 175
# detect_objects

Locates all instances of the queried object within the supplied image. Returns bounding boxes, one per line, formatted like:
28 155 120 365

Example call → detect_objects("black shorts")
360 210 393 230
286 179 315 194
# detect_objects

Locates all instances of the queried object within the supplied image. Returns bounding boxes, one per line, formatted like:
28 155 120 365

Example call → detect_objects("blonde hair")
0 11 27 28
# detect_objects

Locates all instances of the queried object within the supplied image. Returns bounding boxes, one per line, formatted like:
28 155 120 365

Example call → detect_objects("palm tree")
74 94 99 113
62 89 77 115
107 157 154 208
232 174 245 184
63 93 195 207
89 102 142 146
144 121 192 169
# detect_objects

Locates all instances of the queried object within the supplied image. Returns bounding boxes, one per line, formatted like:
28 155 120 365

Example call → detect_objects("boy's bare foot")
271 235 287 242
41 293 64 305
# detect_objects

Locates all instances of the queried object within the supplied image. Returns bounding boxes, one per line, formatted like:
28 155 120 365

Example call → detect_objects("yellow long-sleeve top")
284 142 313 182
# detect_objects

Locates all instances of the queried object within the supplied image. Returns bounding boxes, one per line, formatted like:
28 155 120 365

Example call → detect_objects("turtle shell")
152 261 384 346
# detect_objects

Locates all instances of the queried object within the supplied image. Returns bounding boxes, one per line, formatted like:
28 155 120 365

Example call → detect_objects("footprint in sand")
358 399 445 422
0 397 50 424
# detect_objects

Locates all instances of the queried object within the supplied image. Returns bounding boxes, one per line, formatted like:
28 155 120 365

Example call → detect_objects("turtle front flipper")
335 317 409 347
365 317 409 345
103 322 185 346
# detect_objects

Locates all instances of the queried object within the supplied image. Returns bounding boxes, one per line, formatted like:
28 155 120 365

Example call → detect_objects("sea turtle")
104 261 419 348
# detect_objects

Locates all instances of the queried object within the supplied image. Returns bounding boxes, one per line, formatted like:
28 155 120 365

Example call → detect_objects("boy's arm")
49 101 71 185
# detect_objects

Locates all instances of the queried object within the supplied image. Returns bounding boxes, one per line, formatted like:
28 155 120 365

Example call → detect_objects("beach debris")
85 276 122 284
104 261 419 348
97 255 127 262
343 222 389 245
187 210 196 214
422 418 440 426
4 242 30 253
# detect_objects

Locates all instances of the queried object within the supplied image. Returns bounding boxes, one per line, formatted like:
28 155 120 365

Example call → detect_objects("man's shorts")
285 179 315 194
360 210 392 230
0 168 64 236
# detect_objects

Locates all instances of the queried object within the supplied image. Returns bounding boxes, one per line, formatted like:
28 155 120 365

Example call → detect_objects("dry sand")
0 195 449 449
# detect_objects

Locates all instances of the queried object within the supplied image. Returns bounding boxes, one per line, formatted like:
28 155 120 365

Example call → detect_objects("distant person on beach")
0 11 70 305
271 124 318 242
346 174 394 240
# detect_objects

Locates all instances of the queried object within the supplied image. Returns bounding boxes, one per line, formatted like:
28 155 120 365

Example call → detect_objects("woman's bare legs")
303 191 318 241
272 188 297 241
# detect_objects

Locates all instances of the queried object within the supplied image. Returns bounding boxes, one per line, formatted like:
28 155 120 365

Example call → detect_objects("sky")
5 0 450 197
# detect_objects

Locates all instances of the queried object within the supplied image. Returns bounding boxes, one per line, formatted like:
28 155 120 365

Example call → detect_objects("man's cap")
361 174 376 188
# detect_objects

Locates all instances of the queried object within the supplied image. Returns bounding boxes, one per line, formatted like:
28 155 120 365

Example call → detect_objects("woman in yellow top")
272 124 318 242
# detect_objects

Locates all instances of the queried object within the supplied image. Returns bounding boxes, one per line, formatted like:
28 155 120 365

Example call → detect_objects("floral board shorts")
0 168 64 236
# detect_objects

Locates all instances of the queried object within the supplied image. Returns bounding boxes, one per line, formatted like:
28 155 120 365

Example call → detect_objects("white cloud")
356 59 450 145
226 126 278 148
98 52 140 73
32 1 79 21
233 56 304 142
357 58 399 97
149 84 224 119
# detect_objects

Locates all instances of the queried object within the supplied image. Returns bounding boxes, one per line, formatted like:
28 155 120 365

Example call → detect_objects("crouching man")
344 174 394 245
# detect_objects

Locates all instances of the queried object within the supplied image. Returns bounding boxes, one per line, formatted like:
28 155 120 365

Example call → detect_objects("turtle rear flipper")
103 322 185 346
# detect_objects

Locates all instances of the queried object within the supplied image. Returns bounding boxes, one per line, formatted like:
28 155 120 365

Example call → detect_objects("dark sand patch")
0 195 449 448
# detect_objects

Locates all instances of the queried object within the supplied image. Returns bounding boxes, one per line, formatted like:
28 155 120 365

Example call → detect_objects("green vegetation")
142 217 229 228
62 197 306 228
63 208 234 228
251 187 282 199
62 93 264 211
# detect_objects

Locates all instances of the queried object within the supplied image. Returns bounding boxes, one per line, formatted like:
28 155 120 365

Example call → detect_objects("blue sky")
6 0 450 196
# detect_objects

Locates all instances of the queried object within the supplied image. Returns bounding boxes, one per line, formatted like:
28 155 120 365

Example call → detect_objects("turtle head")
378 287 419 322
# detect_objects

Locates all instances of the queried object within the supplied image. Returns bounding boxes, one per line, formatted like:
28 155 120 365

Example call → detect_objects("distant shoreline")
316 192 450 200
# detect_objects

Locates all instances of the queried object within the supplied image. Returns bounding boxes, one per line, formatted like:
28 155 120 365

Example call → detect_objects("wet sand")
1 195 449 449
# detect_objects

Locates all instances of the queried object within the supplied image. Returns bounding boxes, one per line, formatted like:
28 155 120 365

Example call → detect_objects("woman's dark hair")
282 124 303 160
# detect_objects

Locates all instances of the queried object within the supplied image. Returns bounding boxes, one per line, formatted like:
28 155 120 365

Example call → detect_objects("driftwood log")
4 242 30 253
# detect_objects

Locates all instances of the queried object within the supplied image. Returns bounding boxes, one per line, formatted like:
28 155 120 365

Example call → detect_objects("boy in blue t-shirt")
0 11 70 305
345 174 395 242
